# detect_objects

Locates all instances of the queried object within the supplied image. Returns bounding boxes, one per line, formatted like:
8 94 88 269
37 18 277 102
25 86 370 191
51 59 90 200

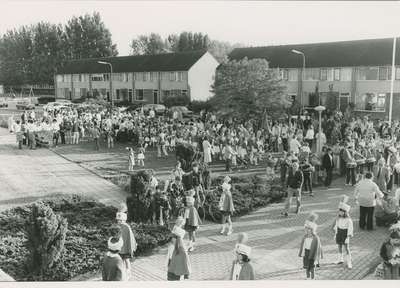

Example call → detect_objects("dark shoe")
296 207 301 213
281 212 288 216
367 228 376 232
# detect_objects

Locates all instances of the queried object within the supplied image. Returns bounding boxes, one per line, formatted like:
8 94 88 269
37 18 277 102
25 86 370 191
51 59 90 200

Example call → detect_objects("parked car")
0 98 8 108
16 101 35 110
143 104 166 116
29 98 39 106
169 106 194 118
37 96 56 104
56 99 72 104
43 102 70 111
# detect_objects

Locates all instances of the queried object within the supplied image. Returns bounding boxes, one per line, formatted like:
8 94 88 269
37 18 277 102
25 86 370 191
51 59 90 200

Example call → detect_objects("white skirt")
213 145 220 153
137 153 145 160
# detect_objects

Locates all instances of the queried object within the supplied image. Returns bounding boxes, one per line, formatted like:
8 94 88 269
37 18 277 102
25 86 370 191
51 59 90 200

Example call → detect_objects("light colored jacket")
354 179 384 207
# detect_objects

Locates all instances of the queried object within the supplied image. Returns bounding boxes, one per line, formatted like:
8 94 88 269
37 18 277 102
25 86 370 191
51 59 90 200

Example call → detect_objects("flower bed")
0 194 171 281
204 175 286 222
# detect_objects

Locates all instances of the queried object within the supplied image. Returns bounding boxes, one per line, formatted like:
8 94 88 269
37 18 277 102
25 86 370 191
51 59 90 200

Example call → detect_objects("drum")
346 162 357 168
356 159 365 165
366 157 376 163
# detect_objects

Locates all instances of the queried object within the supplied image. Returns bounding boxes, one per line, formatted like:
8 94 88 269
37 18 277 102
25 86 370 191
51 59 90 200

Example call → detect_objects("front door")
153 90 158 104
339 94 350 113
129 90 133 103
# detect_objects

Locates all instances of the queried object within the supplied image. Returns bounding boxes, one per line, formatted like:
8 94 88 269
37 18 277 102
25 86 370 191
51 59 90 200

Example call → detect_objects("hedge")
0 195 171 281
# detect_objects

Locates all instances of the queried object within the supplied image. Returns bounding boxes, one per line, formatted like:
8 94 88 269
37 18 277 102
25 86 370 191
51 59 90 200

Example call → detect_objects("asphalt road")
0 97 44 120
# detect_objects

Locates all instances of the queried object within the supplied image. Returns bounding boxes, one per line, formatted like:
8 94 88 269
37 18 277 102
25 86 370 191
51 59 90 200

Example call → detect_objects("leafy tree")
210 57 291 121
178 31 189 52
63 12 118 59
207 40 245 64
30 22 65 85
130 35 149 55
187 32 194 51
167 33 179 53
130 33 169 55
0 26 33 86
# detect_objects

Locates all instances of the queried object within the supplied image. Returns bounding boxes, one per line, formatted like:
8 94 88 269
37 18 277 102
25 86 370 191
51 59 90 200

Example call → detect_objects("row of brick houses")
55 50 219 103
55 37 400 119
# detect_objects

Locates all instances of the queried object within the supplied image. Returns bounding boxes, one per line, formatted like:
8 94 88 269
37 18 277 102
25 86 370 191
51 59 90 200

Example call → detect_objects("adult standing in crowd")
304 125 314 151
373 158 390 192
281 162 303 216
322 147 335 188
353 171 384 231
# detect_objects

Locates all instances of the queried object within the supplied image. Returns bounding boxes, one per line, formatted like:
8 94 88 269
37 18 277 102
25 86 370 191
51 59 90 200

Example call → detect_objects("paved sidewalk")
0 128 392 281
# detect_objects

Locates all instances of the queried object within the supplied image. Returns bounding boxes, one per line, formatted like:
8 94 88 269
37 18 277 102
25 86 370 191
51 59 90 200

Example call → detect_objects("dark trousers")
359 206 375 230
387 174 394 191
376 212 399 226
346 167 356 185
340 158 346 176
93 138 99 150
367 162 374 172
60 131 65 144
303 173 312 193
226 158 231 171
306 139 313 150
324 169 333 187
282 138 288 152
280 166 288 188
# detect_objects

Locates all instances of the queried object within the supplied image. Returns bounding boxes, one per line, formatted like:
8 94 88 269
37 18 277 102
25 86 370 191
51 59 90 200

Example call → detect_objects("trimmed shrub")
127 170 152 223
25 202 68 278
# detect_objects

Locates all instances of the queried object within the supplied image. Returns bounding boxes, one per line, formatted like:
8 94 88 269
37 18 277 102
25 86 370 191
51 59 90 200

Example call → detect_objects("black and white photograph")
0 0 400 284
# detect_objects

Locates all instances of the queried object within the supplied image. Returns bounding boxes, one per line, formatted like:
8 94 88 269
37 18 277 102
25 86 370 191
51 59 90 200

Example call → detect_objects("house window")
150 73 154 82
327 69 333 81
163 90 171 97
57 75 64 82
128 73 132 82
379 67 388 80
396 67 400 80
289 69 298 81
282 69 289 81
135 89 147 101
143 73 148 82
304 68 319 81
79 74 85 82
169 72 174 81
356 67 379 81
320 69 327 81
355 92 386 112
182 90 187 97
91 74 104 81
175 72 182 82
334 68 340 81
57 88 68 98
320 92 327 106
340 68 351 81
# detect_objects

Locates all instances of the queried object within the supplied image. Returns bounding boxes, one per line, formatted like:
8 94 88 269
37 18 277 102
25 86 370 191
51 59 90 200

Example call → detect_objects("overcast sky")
0 1 399 56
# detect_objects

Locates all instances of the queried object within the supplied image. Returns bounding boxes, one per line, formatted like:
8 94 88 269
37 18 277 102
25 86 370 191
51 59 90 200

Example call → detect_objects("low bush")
37 96 56 104
0 194 171 281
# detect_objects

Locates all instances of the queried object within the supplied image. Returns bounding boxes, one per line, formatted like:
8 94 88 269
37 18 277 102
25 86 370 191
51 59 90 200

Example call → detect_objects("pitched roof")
56 50 208 74
227 37 400 68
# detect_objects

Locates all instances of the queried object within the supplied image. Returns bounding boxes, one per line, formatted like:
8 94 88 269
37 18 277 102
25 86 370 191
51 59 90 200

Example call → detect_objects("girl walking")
165 225 192 281
230 244 257 280
184 194 202 252
299 216 323 280
332 195 354 269
219 178 235 235
137 144 145 167
126 147 135 171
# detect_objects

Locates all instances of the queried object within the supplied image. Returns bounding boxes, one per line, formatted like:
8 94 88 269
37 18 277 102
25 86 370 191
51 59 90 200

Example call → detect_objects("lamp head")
292 49 302 54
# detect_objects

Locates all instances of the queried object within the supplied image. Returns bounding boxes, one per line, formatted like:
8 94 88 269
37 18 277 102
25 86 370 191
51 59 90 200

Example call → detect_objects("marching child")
332 195 354 269
137 144 145 167
116 204 137 279
230 244 257 280
299 215 323 280
265 154 277 180
219 176 235 235
165 225 192 281
184 193 202 252
102 226 125 281
126 147 135 171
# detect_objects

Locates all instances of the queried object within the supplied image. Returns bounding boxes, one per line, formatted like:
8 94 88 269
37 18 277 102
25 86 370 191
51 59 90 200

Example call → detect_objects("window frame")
354 92 386 112
356 67 379 81
135 89 147 101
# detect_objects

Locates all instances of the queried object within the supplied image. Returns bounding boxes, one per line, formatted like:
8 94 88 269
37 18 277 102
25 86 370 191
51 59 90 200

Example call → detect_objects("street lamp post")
292 50 305 109
314 105 326 154
98 61 113 112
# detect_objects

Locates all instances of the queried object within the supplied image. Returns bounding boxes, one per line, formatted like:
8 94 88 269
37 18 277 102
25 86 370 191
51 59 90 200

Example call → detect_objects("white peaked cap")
108 237 124 251
304 220 318 232
235 243 252 257
339 202 351 212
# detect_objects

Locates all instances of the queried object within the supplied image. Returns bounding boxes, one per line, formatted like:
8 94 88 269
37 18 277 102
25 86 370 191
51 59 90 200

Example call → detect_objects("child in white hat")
230 243 257 280
332 195 354 269
299 213 323 280
219 180 235 235
102 226 126 281
116 204 137 279
166 222 192 281
183 191 202 252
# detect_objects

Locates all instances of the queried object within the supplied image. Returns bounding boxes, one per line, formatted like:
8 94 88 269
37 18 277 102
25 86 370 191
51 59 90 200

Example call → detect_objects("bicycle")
203 188 222 223
174 192 207 221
